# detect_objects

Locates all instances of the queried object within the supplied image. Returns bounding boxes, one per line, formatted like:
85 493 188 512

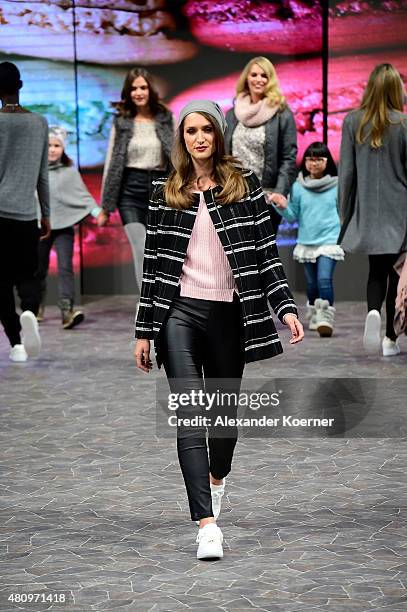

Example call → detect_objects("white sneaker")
9 344 28 362
211 479 225 520
306 302 317 331
20 310 41 358
363 310 381 354
196 523 223 560
382 336 401 357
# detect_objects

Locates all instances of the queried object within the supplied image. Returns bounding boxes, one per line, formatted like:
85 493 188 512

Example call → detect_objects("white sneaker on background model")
9 344 28 362
196 523 223 560
382 336 401 357
20 311 41 358
363 310 381 354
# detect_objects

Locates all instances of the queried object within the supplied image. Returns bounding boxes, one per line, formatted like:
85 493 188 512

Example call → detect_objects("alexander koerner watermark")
166 389 335 429
155 378 407 438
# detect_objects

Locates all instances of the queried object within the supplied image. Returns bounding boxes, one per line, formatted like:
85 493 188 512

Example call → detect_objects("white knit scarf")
234 92 279 127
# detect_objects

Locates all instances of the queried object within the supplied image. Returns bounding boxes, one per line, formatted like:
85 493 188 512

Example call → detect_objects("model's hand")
40 217 51 240
283 314 304 344
268 192 288 209
97 210 109 227
134 339 153 373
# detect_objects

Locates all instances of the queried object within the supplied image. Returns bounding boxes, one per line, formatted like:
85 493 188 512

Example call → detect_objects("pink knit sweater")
180 192 237 301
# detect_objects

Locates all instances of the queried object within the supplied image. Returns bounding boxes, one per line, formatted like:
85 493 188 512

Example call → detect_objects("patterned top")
126 120 165 170
232 122 266 181
180 192 237 301
135 169 298 367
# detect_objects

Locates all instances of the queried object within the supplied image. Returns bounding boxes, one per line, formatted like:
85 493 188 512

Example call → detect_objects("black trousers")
37 227 75 309
0 217 40 347
367 254 400 341
161 290 245 522
118 168 164 226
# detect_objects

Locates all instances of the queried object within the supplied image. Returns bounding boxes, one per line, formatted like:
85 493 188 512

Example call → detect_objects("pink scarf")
234 92 279 127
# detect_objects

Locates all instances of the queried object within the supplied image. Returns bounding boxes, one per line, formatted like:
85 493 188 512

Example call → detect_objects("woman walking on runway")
134 100 304 560
338 63 407 356
101 67 174 298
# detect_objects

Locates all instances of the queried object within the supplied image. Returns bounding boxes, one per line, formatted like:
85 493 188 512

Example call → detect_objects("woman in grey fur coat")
338 63 407 357
101 68 174 296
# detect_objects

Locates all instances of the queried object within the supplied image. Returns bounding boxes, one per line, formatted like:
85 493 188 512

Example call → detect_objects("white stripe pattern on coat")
135 168 298 365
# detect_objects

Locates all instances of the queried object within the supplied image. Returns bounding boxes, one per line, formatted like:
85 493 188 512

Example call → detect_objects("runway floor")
1 295 406 611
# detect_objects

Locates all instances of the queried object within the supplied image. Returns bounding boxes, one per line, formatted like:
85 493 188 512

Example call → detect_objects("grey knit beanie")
49 125 68 147
178 100 227 134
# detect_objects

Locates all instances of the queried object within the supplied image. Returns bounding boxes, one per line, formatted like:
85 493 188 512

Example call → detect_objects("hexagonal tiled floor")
0 296 406 611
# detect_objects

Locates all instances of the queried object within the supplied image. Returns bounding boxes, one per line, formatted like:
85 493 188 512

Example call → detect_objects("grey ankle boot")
315 299 335 337
305 302 317 331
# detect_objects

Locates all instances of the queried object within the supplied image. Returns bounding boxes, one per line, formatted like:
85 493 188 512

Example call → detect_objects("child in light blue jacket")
274 142 344 337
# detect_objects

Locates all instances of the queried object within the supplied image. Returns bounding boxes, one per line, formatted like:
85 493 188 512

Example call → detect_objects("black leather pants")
161 290 245 522
367 254 400 341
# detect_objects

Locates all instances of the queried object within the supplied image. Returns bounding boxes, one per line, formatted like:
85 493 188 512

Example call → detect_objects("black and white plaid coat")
135 169 298 366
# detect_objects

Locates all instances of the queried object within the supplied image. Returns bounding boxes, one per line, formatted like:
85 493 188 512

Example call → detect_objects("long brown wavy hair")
356 63 405 148
164 112 247 209
113 67 168 118
236 56 287 111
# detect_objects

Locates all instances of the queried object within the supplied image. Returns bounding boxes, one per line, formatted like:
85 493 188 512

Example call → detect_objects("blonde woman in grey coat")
224 56 297 234
338 63 407 357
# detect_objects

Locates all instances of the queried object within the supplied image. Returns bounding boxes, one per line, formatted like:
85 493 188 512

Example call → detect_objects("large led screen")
1 1 406 292
0 0 323 281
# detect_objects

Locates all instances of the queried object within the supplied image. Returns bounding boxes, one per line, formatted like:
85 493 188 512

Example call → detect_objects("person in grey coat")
37 126 106 329
338 63 407 357
225 56 297 234
0 61 51 363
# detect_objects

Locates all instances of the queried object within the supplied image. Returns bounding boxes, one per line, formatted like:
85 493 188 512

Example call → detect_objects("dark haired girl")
274 142 343 337
101 67 174 301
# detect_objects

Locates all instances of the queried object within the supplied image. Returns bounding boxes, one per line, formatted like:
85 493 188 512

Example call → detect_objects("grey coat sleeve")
274 109 298 196
37 124 50 218
101 123 116 196
338 114 357 223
